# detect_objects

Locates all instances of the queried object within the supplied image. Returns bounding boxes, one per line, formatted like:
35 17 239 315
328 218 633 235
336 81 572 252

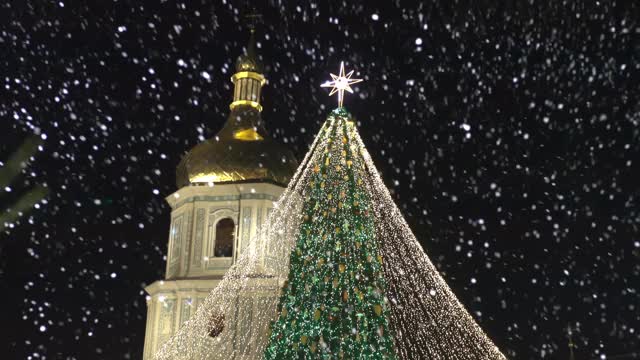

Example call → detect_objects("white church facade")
142 27 298 359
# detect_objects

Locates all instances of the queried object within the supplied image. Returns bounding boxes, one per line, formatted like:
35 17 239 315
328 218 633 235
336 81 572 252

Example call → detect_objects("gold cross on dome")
321 61 363 108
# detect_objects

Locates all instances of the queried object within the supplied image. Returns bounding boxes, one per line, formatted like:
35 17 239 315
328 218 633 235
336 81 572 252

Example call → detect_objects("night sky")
2 1 639 359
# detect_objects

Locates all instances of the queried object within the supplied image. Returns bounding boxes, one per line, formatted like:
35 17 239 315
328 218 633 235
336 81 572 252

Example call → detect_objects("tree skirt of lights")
154 107 506 360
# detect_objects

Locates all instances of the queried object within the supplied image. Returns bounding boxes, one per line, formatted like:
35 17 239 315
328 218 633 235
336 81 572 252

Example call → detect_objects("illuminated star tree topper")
321 61 363 108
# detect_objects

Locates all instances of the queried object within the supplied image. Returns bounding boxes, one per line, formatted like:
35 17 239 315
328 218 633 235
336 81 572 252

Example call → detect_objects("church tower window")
214 218 235 257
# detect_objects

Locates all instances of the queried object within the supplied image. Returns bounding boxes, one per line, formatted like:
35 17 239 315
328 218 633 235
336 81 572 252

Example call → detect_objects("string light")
262 107 395 358
153 105 505 359
154 61 503 358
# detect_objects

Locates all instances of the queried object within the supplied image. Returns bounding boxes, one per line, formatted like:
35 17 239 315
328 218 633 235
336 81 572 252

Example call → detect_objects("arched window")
214 218 235 257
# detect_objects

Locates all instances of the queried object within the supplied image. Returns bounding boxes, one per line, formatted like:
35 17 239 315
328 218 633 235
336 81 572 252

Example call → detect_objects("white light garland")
153 110 505 360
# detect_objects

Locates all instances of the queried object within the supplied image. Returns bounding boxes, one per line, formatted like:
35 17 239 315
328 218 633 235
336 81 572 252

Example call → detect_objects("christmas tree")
154 63 505 360
263 107 396 358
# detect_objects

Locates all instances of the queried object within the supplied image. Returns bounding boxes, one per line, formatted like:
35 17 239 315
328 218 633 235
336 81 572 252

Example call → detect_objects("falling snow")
1 1 639 359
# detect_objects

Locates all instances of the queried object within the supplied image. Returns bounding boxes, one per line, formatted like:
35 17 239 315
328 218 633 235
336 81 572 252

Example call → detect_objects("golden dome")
176 25 297 188
176 106 298 187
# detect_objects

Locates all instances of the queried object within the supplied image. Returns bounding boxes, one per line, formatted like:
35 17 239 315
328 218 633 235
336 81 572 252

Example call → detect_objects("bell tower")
141 21 297 359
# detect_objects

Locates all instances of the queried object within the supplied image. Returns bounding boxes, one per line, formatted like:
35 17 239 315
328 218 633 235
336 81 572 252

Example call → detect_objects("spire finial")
245 5 262 33
321 62 363 108
230 5 266 112
235 5 263 73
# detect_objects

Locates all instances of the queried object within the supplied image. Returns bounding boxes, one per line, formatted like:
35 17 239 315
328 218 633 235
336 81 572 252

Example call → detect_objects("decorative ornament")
321 61 363 108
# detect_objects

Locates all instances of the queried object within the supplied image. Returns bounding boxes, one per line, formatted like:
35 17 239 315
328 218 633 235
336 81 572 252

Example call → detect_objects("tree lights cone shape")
153 106 506 360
